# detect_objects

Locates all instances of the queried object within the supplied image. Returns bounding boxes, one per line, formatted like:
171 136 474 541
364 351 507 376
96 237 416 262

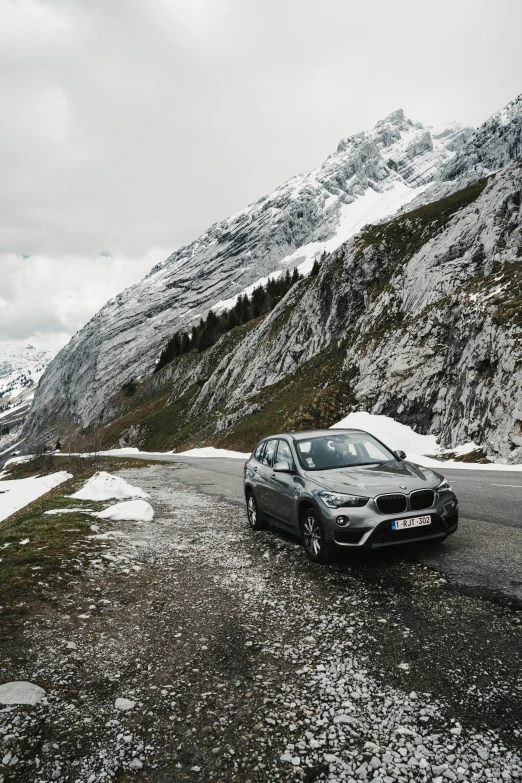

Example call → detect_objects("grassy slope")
0 457 165 615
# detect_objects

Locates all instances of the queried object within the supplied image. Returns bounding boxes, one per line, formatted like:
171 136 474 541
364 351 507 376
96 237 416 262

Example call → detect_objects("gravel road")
0 464 521 782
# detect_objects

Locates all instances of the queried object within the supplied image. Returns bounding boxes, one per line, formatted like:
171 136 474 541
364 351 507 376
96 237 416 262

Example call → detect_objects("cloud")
0 0 521 348
0 248 168 354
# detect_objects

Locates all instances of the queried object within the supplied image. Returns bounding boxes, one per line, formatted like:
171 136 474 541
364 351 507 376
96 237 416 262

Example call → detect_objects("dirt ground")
0 465 521 782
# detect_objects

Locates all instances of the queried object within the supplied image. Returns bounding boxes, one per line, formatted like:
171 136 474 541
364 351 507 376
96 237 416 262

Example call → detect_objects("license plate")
391 515 431 530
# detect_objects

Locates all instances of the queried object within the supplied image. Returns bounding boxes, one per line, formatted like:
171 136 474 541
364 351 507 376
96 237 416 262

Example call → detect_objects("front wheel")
246 492 267 531
302 509 336 564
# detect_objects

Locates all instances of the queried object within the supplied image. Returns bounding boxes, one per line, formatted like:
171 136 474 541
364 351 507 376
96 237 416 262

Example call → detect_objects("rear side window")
276 440 295 469
253 441 266 462
261 439 278 467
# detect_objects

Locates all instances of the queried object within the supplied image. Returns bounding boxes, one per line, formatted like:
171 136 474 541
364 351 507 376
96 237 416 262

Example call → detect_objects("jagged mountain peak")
336 108 418 153
442 92 522 180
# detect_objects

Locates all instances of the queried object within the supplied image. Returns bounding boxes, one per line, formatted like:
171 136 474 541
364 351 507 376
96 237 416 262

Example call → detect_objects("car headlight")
437 478 452 492
318 491 369 508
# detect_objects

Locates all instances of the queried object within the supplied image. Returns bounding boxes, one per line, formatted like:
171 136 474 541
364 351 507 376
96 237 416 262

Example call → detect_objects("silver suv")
243 429 458 563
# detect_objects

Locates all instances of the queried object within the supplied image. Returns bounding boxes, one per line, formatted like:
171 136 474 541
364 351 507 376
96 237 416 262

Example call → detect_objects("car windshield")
296 432 395 471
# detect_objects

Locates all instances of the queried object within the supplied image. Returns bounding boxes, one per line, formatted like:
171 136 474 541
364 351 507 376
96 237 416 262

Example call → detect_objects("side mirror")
274 460 292 472
395 450 407 460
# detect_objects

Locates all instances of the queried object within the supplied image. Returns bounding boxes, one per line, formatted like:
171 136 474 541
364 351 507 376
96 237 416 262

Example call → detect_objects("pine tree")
180 332 191 354
311 258 321 277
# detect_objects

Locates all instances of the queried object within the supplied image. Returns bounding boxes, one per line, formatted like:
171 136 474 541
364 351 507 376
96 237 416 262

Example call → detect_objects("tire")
246 492 267 531
301 507 336 564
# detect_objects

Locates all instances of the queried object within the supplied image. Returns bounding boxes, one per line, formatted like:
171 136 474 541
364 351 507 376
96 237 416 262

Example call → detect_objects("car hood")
305 460 442 496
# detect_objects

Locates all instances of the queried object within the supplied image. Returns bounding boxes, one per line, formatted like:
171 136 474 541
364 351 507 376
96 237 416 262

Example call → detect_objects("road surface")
2 464 521 781
122 454 522 603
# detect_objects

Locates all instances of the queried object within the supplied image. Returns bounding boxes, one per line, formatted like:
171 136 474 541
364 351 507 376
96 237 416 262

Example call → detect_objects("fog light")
451 500 458 509
336 515 350 527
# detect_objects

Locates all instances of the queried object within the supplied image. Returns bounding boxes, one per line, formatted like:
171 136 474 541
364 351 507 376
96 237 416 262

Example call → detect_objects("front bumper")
320 493 458 549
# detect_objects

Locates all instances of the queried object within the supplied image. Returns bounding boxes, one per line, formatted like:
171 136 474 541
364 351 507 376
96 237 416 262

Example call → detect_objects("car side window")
276 440 294 469
261 439 278 467
253 441 266 462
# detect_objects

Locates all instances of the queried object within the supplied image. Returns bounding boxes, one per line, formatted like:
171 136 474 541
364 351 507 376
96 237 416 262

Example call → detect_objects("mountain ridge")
22 94 522 460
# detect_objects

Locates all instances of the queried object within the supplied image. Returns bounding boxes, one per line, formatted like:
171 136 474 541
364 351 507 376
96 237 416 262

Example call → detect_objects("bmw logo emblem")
400 485 407 490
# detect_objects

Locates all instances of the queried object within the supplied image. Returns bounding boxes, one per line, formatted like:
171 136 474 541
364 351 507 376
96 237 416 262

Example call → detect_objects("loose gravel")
0 465 520 782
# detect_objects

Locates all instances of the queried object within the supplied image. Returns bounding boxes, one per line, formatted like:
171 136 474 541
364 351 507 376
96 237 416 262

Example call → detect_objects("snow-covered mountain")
0 343 51 405
23 94 522 462
0 343 52 454
24 109 473 439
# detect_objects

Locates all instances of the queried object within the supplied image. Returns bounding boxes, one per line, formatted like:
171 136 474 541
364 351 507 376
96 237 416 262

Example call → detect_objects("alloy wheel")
303 514 322 556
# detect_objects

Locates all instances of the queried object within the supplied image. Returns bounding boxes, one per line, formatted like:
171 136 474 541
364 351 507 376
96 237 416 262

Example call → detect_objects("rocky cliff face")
128 160 519 462
24 110 471 441
24 95 522 461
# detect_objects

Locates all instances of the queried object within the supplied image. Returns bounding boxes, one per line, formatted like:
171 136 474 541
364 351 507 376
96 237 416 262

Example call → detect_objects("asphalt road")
122 454 522 604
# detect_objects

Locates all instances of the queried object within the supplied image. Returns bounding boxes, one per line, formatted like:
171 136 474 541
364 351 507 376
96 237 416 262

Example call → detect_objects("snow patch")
172 446 251 459
71 471 149 501
288 182 431 277
332 411 522 471
0 471 72 523
96 499 154 523
44 507 93 515
332 411 439 455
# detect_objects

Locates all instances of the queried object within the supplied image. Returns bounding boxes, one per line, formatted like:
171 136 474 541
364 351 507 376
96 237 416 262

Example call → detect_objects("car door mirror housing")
274 460 292 472
395 449 407 460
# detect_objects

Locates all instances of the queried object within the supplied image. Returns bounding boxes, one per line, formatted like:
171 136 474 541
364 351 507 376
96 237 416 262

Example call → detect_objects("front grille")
376 494 407 514
334 529 365 545
410 489 435 511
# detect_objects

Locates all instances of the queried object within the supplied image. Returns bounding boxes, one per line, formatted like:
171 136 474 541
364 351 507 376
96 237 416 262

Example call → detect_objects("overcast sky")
1 0 521 353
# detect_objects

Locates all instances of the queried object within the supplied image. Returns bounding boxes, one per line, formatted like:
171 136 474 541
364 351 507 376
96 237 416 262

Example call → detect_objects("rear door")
256 439 279 512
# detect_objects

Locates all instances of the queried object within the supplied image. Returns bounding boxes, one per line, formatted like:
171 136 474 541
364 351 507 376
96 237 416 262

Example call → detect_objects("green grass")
1 455 171 481
0 474 99 612
355 178 489 264
0 457 171 614
211 341 358 451
459 258 522 328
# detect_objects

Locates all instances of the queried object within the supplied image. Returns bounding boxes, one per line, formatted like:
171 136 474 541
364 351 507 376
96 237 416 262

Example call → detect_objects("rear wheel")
301 508 336 564
246 492 267 531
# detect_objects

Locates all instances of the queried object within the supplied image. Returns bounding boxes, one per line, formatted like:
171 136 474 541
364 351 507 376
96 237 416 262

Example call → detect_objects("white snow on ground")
95 499 154 523
2 454 32 467
172 446 250 459
0 471 72 523
290 181 430 276
81 446 251 460
0 402 26 421
44 507 92 516
214 182 429 314
71 471 149 501
0 441 24 458
333 411 439 454
213 271 283 313
332 411 522 471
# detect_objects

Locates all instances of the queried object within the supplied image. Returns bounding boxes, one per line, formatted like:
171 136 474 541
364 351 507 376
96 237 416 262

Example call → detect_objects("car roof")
258 429 368 442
